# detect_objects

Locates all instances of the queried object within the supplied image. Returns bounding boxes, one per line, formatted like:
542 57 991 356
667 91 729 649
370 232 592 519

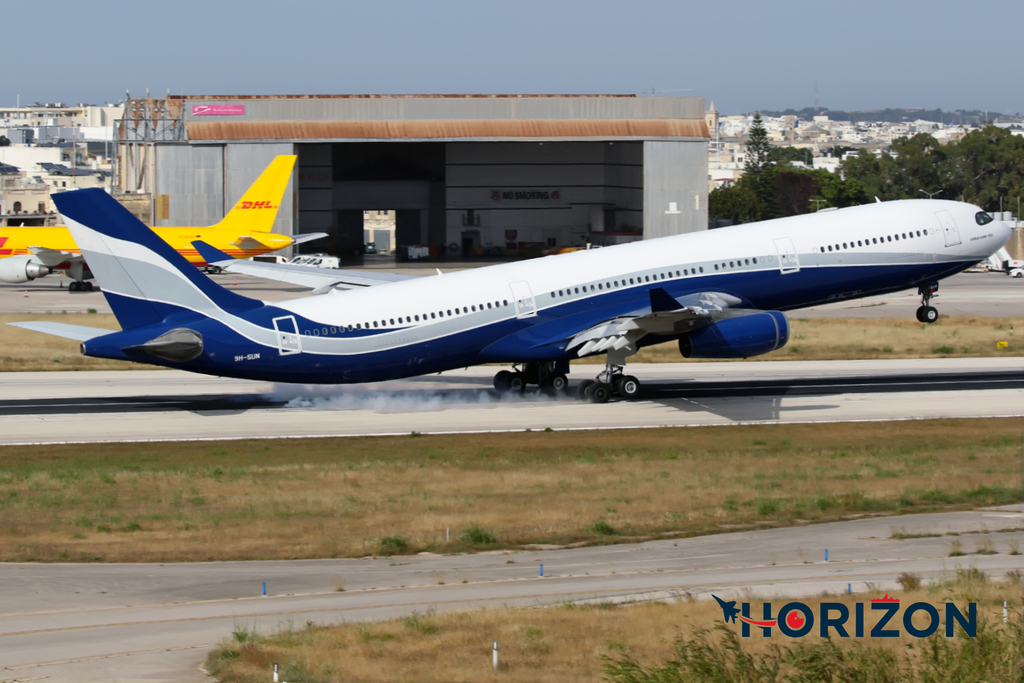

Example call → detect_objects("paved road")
4 506 1024 679
0 271 1019 318
0 359 1020 445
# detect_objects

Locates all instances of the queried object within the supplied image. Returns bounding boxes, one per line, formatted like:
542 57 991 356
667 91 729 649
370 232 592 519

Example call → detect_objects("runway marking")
5 562 1024 641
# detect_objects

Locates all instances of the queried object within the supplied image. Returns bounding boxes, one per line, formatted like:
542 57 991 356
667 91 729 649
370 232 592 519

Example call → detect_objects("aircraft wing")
192 241 417 293
8 321 115 341
27 246 83 267
567 289 753 356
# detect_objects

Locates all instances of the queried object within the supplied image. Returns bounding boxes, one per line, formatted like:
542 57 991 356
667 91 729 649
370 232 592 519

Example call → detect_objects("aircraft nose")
994 217 1013 246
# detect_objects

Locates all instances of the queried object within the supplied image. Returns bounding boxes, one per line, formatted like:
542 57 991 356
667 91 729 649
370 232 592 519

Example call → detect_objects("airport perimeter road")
0 358 1020 445
4 506 1024 679
0 271 1019 317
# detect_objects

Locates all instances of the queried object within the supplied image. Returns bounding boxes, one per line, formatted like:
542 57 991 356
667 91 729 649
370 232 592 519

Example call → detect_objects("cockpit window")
976 212 994 225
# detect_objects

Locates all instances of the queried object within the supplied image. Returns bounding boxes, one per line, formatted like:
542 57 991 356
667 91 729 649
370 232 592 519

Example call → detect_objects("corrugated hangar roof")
187 118 709 141
172 94 707 142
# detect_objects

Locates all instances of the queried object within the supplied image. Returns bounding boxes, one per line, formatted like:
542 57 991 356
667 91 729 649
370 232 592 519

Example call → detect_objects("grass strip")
1 418 1021 562
205 568 1024 683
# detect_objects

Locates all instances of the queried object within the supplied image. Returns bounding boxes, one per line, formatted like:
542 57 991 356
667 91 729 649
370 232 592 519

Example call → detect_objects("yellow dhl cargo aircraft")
0 155 324 290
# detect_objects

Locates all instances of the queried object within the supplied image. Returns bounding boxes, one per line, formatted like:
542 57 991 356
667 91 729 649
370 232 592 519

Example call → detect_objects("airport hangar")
119 94 709 260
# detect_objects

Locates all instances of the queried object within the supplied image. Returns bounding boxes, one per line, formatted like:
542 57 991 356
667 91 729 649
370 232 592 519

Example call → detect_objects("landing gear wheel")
509 373 525 392
577 379 595 401
542 373 569 395
493 370 514 392
210 266 222 275
84 281 94 292
591 383 612 403
614 375 641 399
69 281 80 292
916 305 938 324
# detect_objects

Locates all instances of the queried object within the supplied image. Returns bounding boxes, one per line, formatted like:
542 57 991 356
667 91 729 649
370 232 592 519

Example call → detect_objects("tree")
709 184 759 223
743 113 779 220
946 125 1024 212
769 146 813 166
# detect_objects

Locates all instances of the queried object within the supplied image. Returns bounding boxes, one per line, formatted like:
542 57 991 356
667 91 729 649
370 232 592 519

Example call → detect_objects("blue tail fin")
54 189 260 330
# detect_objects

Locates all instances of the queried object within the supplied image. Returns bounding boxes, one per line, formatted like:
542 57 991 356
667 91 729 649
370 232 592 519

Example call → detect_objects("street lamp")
919 189 941 199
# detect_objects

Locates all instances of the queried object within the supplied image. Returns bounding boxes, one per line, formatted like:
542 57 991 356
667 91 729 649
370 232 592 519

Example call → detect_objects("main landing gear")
67 281 95 292
575 362 640 404
916 282 939 323
493 361 569 395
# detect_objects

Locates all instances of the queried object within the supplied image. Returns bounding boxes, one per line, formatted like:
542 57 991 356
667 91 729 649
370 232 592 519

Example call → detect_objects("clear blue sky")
9 0 1021 115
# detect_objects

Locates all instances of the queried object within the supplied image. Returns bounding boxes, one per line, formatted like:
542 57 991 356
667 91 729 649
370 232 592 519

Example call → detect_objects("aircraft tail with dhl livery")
0 155 324 290
211 154 295 234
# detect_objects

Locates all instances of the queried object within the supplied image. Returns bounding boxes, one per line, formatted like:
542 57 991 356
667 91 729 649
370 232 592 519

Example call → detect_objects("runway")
0 358 1021 445
5 505 1024 679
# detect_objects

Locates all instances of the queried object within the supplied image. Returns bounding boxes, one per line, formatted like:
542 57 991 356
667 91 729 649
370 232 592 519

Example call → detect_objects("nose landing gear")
916 283 939 323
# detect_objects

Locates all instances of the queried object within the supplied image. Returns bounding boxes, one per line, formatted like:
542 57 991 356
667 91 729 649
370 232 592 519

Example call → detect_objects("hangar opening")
124 94 709 262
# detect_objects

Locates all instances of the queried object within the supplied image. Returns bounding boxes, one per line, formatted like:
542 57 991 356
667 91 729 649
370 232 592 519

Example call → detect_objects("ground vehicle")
365 243 377 254
288 254 340 269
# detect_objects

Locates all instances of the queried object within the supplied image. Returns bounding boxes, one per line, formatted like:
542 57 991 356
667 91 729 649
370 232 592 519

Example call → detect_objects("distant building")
118 94 710 260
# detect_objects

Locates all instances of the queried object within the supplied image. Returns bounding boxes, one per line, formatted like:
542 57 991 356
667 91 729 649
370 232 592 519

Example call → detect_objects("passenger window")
486 303 492 309
504 300 509 305
572 289 578 295
744 259 749 265
428 313 434 319
699 266 704 273
714 264 719 271
729 261 734 267
752 258 756 264
356 324 361 330
644 276 650 283
598 283 603 290
414 315 420 321
471 306 476 312
675 270 680 276
887 236 892 242
446 310 451 316
389 319 395 325
314 329 320 336
551 293 556 298
330 327 337 334
828 246 832 251
916 230 921 237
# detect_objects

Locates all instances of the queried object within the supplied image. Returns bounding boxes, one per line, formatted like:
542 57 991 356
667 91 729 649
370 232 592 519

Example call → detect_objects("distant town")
705 103 1024 190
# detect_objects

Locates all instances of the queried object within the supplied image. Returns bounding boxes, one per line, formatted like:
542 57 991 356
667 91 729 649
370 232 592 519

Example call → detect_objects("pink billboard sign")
191 104 245 116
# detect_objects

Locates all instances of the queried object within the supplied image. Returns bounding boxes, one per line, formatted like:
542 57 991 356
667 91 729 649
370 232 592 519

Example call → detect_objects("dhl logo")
0 236 10 256
237 201 277 210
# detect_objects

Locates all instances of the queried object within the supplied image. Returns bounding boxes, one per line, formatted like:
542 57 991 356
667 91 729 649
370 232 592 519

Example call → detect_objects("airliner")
0 156 322 290
11 190 1011 402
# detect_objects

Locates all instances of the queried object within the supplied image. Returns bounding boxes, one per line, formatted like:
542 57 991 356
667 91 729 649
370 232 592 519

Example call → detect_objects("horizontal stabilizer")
8 321 115 342
192 240 417 292
291 232 329 246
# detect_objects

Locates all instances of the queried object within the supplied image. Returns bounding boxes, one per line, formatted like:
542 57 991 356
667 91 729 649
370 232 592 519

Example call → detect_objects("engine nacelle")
679 311 789 359
0 256 51 284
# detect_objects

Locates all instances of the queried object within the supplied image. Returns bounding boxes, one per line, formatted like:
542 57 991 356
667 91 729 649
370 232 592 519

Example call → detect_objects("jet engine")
679 310 789 359
0 256 51 284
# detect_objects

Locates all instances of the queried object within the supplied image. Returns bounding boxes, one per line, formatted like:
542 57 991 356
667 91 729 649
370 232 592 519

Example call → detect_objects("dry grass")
1 419 1021 563
0 314 1019 372
206 569 1024 683
0 313 132 371
577 316 1024 363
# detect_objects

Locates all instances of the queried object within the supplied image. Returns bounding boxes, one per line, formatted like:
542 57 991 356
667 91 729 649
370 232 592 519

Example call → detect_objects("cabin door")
509 281 537 319
772 236 801 274
272 315 302 355
935 210 962 247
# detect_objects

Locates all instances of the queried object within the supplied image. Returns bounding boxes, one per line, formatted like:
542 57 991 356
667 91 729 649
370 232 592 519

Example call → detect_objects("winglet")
192 240 235 266
649 287 683 313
